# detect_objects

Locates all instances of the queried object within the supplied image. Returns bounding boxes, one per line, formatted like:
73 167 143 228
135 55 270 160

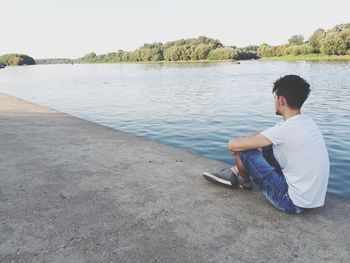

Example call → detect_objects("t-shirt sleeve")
260 123 285 145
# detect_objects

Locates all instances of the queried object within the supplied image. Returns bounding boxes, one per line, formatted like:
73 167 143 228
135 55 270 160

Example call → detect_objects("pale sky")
1 0 349 59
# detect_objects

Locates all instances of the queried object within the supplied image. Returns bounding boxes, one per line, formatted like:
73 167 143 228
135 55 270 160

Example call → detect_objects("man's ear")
279 96 287 106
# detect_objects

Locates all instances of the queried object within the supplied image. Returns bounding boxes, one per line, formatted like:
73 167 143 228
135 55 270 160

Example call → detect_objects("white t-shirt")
260 114 330 208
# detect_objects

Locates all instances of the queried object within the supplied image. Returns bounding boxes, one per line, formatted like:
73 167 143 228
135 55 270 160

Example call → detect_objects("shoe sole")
202 172 232 186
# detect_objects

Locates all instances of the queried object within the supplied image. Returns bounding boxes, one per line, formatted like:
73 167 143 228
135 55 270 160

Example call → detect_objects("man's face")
274 93 281 116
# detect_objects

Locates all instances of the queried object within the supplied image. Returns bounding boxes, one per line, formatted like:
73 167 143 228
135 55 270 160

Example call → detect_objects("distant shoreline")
77 59 237 64
35 56 350 65
262 54 350 61
5 56 350 67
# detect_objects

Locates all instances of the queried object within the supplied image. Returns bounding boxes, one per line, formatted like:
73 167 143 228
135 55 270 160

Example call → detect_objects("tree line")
257 23 350 57
79 36 259 63
79 23 350 63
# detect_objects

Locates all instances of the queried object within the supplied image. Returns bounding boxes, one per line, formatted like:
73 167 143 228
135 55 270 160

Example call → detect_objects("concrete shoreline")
0 92 349 262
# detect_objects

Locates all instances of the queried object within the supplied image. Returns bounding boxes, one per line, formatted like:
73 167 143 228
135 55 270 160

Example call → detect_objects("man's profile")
203 75 330 214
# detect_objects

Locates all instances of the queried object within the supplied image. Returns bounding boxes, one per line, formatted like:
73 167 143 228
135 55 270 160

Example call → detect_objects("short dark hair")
272 75 311 109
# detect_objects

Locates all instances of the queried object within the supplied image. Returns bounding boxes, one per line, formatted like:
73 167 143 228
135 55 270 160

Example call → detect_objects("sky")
1 0 349 58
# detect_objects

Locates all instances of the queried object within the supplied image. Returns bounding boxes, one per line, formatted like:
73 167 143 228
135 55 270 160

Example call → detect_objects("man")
203 75 330 214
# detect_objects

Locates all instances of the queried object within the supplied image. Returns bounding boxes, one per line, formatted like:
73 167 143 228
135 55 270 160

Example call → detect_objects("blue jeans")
238 145 304 214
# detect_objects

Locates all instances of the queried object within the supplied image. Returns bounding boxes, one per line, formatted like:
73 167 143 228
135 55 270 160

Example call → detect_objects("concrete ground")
0 92 349 263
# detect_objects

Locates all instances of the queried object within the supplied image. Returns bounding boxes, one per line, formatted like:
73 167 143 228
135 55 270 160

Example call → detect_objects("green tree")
80 52 97 63
0 54 35 65
162 37 223 61
271 45 288 56
193 43 215 60
284 44 314 55
164 45 182 61
288 34 304 46
257 44 274 57
308 29 326 53
139 42 164 61
207 47 236 60
320 29 350 55
234 45 259 60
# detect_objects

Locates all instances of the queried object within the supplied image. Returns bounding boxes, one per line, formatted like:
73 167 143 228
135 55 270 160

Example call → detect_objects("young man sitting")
203 75 330 214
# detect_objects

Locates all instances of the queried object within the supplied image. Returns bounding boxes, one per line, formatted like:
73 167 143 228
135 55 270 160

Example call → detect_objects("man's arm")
228 133 272 154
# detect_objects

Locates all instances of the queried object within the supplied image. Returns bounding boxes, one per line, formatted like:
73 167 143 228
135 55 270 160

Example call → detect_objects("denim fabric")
238 145 304 214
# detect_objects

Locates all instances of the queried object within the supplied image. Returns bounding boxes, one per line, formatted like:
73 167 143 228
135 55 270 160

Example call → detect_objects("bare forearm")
227 132 271 153
228 137 252 153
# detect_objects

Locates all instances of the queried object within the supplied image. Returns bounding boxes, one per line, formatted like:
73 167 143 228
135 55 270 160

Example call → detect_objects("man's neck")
282 109 301 121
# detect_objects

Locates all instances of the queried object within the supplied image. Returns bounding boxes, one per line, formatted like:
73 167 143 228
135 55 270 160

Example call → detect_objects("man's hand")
227 133 272 153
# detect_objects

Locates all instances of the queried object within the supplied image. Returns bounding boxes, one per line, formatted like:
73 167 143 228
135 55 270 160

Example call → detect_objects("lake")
0 61 349 201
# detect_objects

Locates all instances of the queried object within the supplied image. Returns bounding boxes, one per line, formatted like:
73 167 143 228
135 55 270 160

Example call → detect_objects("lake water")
0 61 349 201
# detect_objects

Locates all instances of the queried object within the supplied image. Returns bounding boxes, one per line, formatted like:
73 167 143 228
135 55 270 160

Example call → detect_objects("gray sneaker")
203 167 253 189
